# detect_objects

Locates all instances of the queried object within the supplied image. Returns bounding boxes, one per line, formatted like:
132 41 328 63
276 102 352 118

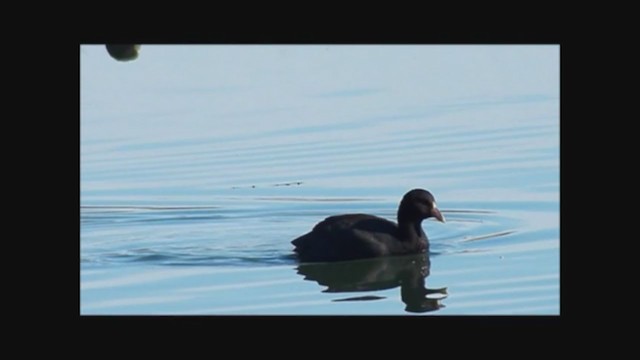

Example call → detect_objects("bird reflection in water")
295 253 447 313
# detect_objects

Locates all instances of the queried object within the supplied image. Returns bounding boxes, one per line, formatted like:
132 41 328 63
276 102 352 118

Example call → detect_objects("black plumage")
292 189 445 263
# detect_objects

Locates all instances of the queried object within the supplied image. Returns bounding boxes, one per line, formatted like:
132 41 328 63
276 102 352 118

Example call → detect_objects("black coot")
291 189 445 262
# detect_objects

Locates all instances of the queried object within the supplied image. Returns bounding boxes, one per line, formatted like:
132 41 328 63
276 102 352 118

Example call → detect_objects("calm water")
80 45 559 315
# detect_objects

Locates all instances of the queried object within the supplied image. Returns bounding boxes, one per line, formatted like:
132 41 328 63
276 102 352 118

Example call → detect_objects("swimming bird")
291 189 445 263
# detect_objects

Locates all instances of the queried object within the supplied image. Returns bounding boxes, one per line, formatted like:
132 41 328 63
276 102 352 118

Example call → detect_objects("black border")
78 31 566 339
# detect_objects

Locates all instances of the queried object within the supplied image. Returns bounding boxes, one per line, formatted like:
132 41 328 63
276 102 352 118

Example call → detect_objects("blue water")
80 45 559 315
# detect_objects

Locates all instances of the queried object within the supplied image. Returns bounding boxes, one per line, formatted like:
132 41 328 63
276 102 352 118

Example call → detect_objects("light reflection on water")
80 45 559 315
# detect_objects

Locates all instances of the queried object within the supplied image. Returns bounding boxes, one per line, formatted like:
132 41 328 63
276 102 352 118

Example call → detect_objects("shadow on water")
295 253 448 313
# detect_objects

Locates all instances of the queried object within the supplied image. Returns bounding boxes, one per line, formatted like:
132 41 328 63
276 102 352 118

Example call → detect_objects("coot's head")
397 189 445 223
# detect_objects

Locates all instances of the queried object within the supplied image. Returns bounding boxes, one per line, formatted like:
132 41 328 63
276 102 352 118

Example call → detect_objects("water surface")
81 45 559 315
